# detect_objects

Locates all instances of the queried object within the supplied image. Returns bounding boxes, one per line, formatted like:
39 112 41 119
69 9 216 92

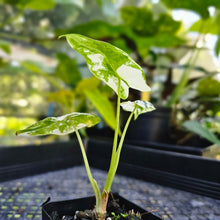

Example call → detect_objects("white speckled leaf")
62 34 151 99
16 113 100 136
121 100 155 120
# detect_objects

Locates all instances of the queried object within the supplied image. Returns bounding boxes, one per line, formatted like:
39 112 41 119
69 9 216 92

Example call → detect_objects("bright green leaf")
19 0 55 10
121 7 156 36
57 20 125 39
16 113 100 136
62 34 151 99
121 7 181 36
183 120 220 147
135 33 184 58
190 15 220 35
75 77 100 94
0 40 10 54
161 0 220 18
55 53 81 88
85 89 116 130
121 100 155 120
197 77 220 96
163 0 208 18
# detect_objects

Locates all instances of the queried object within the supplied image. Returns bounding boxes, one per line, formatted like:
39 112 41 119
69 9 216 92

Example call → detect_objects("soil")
50 195 143 220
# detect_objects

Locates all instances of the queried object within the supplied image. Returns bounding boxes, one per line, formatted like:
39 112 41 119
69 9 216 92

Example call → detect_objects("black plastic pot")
121 106 211 155
123 106 172 143
42 193 162 220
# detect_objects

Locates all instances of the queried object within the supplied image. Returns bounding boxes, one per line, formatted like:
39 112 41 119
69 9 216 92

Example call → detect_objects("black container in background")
42 193 162 220
87 139 220 200
123 106 172 143
0 140 82 182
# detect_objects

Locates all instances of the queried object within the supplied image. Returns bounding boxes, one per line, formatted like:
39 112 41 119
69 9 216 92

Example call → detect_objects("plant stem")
117 110 135 155
75 130 102 213
103 110 135 193
103 79 121 193
113 79 121 156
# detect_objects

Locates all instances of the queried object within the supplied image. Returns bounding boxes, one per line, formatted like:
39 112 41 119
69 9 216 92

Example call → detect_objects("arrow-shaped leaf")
16 113 100 136
121 100 155 120
62 34 150 99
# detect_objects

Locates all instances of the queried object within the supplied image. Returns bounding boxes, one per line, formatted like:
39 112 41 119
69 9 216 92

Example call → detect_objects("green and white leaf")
62 34 150 99
16 113 100 136
121 100 155 120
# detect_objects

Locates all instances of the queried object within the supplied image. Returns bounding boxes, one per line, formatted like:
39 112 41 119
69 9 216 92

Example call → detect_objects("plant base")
42 193 161 220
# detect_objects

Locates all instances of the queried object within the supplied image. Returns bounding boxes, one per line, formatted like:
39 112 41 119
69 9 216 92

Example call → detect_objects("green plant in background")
1 0 220 148
16 34 155 219
21 57 117 132
183 120 220 147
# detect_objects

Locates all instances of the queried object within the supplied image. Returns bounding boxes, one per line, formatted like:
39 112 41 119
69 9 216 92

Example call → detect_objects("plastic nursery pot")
123 106 172 144
42 193 162 220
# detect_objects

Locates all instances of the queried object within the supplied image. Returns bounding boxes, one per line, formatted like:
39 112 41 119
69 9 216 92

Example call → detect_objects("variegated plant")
16 34 155 220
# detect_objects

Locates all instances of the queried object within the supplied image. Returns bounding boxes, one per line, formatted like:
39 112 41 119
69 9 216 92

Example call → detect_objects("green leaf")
135 33 184 58
0 40 10 54
197 77 220 96
16 113 100 136
19 0 55 10
121 100 155 120
121 7 156 36
55 53 81 88
75 77 100 94
121 7 181 36
190 11 220 34
162 0 220 18
62 34 151 99
85 89 116 130
183 120 220 147
56 20 125 39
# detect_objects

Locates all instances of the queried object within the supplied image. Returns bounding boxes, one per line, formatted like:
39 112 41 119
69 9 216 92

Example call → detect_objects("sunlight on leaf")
16 113 100 136
121 100 155 120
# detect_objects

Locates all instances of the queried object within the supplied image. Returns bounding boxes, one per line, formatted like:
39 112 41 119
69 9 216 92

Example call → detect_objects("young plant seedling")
16 34 155 220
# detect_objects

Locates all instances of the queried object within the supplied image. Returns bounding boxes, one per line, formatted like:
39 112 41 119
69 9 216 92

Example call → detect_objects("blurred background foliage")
0 0 219 153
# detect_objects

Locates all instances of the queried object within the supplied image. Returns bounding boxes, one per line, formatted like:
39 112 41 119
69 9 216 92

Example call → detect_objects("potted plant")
16 34 161 220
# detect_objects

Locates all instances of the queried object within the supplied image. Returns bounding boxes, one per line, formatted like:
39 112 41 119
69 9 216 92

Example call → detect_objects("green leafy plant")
16 34 155 219
183 120 220 147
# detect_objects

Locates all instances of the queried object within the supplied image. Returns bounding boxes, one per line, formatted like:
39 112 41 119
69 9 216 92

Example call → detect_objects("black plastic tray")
0 140 82 182
87 139 220 200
